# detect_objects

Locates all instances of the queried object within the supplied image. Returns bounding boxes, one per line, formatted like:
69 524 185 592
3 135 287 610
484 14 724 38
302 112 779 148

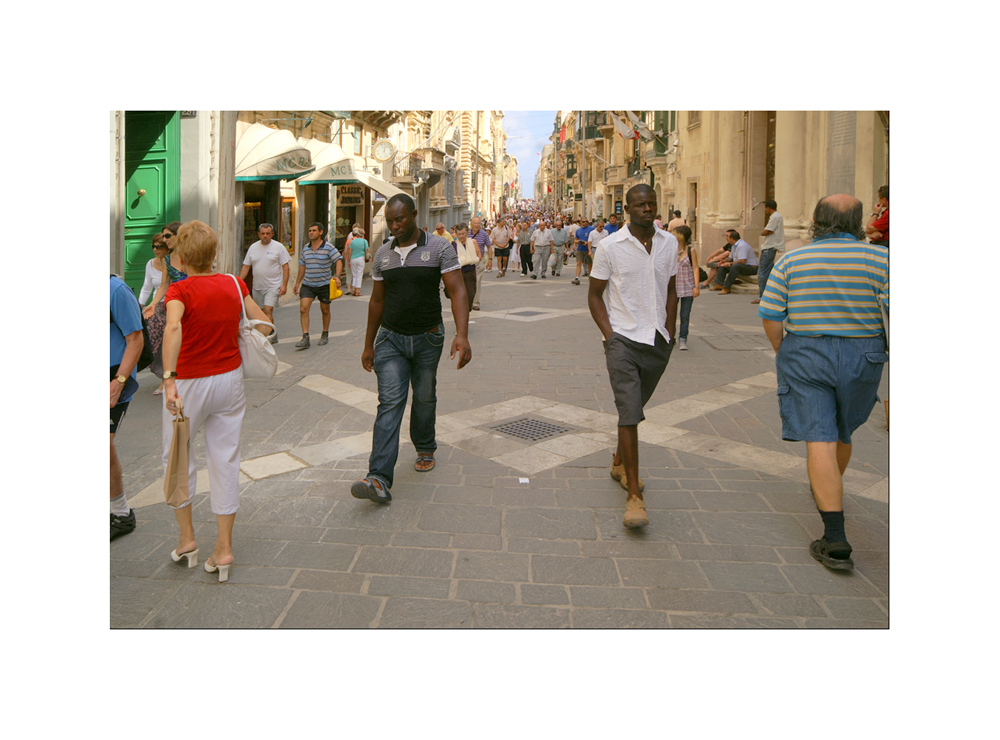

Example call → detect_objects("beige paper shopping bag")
163 400 190 507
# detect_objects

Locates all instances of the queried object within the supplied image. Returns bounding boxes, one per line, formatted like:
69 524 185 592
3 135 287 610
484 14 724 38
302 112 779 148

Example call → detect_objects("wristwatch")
115 374 128 385
162 371 177 380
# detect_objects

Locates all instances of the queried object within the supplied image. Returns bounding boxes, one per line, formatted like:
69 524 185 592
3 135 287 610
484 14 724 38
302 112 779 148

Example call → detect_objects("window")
688 111 701 127
353 125 363 156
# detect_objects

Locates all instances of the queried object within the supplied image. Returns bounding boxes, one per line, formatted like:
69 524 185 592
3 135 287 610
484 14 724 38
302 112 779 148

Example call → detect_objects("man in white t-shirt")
529 220 553 279
588 185 678 529
588 219 609 258
238 223 290 344
753 199 785 304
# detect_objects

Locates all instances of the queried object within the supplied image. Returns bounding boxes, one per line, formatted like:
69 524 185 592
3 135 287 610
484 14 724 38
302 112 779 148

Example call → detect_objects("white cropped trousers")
161 366 246 515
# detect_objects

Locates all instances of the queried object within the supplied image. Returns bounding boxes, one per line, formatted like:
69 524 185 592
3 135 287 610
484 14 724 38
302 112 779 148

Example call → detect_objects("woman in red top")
161 221 273 583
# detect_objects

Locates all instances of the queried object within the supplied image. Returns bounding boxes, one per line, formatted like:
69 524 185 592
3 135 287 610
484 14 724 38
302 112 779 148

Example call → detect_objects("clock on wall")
372 139 396 162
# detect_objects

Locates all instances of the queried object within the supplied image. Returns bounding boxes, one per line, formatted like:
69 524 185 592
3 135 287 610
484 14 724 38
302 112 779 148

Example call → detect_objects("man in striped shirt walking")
293 222 343 350
758 194 888 571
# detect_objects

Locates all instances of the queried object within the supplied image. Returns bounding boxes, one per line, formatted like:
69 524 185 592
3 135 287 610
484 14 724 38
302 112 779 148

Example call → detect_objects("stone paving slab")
112 269 888 629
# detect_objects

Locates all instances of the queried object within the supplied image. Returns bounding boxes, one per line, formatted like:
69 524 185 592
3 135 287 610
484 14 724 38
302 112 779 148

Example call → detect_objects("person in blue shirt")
110 275 145 540
605 213 620 234
571 219 595 284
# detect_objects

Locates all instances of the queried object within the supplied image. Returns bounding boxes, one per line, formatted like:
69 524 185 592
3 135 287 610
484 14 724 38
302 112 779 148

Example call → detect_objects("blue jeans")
679 296 694 339
715 262 758 288
368 325 445 489
758 248 777 297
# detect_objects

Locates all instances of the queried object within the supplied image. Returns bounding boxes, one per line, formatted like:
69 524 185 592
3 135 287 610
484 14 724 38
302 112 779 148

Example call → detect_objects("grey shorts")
253 287 279 307
604 331 673 426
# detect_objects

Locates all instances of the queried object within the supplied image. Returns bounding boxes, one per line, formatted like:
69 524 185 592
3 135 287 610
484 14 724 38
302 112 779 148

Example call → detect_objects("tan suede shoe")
623 497 649 528
610 458 645 492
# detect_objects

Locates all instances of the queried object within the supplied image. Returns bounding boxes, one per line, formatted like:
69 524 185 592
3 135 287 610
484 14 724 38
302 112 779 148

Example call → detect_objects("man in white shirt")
238 223 290 344
753 199 785 304
530 220 553 279
588 219 609 258
588 184 678 529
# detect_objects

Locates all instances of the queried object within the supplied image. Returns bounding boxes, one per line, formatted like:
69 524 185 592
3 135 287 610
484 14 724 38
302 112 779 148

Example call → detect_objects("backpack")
111 276 154 373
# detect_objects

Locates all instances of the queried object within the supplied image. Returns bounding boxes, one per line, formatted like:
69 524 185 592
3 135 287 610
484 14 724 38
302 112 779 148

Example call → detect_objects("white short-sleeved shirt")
243 240 290 291
760 211 785 251
588 228 609 250
590 224 679 345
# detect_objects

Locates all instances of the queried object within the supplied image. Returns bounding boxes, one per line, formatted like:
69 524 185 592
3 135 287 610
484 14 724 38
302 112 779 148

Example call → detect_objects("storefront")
235 123 315 268
297 142 407 261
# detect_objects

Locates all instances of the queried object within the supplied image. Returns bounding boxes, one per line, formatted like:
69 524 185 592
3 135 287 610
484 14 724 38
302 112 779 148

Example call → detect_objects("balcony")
392 152 423 183
584 112 609 139
627 159 642 179
416 147 446 188
604 165 625 184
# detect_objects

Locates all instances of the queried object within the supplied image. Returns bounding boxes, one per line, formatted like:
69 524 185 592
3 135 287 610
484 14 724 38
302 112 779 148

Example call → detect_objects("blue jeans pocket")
425 329 445 348
374 328 390 348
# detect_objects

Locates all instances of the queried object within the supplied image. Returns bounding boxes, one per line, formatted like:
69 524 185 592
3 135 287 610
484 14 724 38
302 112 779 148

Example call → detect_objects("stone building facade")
551 110 889 262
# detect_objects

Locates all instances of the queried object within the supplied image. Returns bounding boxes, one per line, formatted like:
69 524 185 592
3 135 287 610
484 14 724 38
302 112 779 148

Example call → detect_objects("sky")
503 110 558 199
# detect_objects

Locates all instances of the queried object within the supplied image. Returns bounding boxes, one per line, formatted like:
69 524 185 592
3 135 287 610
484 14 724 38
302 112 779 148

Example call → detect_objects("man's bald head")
811 194 865 241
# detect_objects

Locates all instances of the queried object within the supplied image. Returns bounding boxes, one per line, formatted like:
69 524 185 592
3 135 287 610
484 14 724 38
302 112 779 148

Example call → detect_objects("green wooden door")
123 112 180 295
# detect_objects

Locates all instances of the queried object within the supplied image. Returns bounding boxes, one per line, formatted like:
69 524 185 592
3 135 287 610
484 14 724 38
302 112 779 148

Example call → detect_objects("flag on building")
611 114 639 140
559 126 567 142
625 111 654 141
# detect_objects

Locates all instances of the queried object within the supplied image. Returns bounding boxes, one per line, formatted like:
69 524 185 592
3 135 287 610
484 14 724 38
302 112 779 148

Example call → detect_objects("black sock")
321 331 328 337
819 510 848 545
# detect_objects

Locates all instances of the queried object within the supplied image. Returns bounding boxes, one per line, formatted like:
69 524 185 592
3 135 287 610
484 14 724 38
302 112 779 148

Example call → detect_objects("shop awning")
297 140 407 199
235 123 315 181
353 170 407 200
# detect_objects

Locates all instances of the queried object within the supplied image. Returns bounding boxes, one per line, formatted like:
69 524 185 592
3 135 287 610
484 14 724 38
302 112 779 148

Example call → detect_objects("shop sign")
339 184 364 206
274 154 311 174
328 161 356 179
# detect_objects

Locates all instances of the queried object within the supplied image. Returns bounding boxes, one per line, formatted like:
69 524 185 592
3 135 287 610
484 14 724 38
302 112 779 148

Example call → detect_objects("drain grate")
511 310 544 317
491 417 571 442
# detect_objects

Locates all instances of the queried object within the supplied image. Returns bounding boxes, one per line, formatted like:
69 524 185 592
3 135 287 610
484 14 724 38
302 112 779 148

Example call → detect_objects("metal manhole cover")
511 310 544 317
491 417 571 442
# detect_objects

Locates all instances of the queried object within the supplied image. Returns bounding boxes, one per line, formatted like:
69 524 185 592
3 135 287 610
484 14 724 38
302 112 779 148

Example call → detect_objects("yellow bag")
329 277 343 300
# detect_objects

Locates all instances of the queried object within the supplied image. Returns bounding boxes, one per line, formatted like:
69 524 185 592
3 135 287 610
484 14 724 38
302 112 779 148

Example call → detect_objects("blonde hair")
175 220 217 273
356 227 365 238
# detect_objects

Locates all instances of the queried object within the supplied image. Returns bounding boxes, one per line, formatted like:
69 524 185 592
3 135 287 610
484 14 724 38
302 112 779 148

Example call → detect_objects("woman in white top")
139 233 167 305
140 234 169 394
452 223 481 311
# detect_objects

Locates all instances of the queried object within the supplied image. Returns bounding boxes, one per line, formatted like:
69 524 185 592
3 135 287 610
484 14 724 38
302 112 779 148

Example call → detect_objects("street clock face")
373 139 396 161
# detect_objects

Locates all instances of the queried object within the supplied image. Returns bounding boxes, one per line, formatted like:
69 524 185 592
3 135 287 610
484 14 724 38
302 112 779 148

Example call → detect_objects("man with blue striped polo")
293 222 343 350
759 194 888 571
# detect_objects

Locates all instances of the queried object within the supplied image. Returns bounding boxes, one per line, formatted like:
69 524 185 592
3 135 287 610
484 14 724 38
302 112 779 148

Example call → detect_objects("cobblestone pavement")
112 268 889 628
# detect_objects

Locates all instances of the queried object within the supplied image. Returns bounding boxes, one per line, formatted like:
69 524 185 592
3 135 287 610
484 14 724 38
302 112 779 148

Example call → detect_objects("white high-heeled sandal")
170 548 199 568
204 560 231 583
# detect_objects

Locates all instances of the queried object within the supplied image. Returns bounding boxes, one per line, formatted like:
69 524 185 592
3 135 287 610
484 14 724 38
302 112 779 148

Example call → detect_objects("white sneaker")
678 338 688 350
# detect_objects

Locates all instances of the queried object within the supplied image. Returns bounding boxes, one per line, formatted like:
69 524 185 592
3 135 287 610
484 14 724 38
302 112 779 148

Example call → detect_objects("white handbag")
229 275 277 379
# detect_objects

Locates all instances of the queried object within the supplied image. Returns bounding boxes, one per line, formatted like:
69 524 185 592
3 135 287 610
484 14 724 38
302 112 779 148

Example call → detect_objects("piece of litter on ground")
519 477 529 484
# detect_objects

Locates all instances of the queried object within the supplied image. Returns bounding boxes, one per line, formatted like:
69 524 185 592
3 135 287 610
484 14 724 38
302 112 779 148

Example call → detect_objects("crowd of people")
111 187 887 583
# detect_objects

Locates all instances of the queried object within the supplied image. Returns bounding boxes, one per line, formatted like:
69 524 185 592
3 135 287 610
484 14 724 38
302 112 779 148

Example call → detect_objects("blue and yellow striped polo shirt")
757 235 888 336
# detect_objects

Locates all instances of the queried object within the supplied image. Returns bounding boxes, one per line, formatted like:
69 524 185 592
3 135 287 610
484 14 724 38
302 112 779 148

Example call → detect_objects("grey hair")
810 197 865 241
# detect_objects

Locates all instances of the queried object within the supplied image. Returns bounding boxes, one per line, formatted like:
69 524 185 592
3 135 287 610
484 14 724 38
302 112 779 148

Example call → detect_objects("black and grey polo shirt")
371 230 460 335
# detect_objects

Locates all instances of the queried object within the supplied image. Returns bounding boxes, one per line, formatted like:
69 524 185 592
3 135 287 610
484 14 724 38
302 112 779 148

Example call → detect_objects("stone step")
702 279 759 295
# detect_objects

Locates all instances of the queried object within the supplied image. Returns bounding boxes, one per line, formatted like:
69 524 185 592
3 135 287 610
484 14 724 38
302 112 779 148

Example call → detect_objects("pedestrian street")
112 272 889 629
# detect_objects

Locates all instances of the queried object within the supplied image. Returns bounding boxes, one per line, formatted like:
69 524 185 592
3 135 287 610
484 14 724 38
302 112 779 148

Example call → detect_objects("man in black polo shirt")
351 194 473 503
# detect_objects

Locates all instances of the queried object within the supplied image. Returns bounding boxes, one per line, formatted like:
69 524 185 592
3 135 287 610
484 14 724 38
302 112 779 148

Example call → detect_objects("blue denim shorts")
775 333 887 444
